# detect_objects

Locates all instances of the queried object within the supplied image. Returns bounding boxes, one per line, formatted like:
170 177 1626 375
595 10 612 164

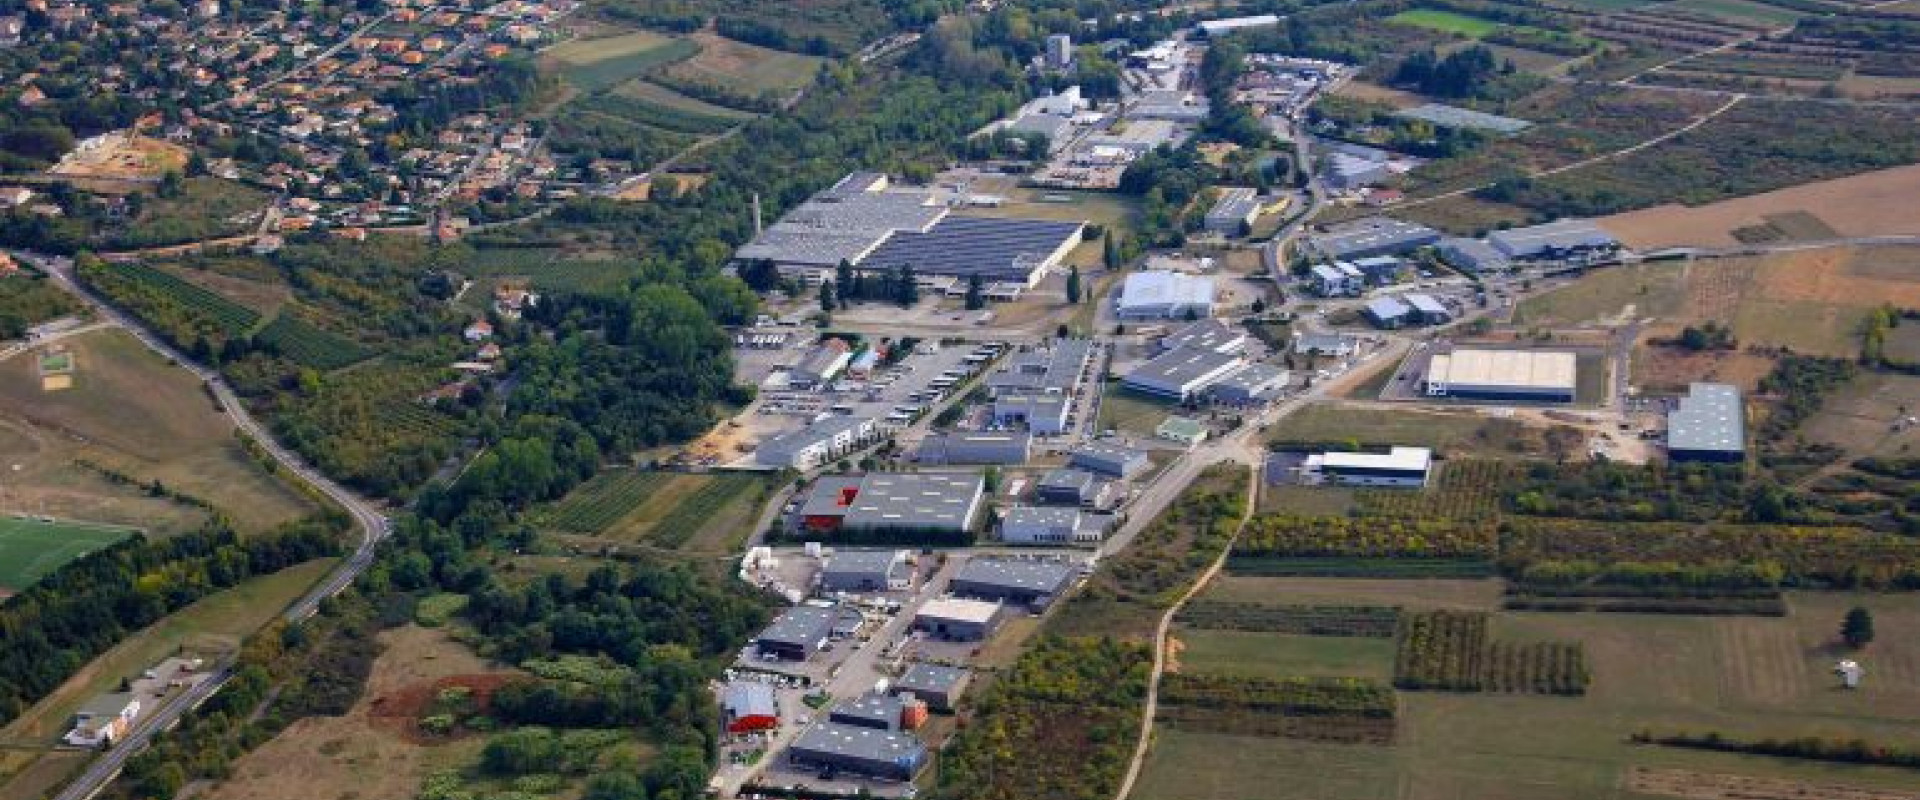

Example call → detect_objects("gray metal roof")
860 216 1085 282
987 339 1094 395
1211 362 1287 394
1364 296 1411 320
1487 219 1618 258
831 692 904 727
723 681 777 717
1005 505 1081 529
896 662 968 693
824 549 907 579
757 605 840 648
842 472 984 530
917 431 1032 465
1125 346 1244 389
1668 382 1745 454
1404 293 1447 315
1160 319 1246 354
1038 467 1098 493
1070 442 1148 474
1396 103 1532 134
1309 217 1442 260
1436 237 1508 272
953 557 1077 596
1205 187 1261 225
791 721 925 762
761 416 871 463
1294 332 1356 354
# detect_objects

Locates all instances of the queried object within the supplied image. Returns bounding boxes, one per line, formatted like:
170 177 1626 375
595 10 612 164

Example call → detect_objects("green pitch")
0 517 138 592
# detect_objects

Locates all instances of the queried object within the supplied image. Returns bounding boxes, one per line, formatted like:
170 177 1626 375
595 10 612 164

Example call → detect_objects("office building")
990 393 1073 435
757 416 879 469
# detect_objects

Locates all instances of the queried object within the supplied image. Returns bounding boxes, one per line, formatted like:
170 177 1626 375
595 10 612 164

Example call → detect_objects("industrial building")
723 681 779 734
1204 187 1263 235
951 557 1078 606
1122 347 1245 401
1116 270 1216 320
1396 103 1532 135
798 473 986 535
1035 468 1113 508
1159 319 1248 355
787 722 926 781
791 342 853 388
1403 293 1452 325
860 216 1088 287
916 431 1033 465
1305 217 1442 261
1196 14 1281 36
1294 332 1357 358
1129 89 1210 122
1436 237 1510 273
1209 363 1290 405
894 662 970 711
754 606 843 661
1667 382 1746 463
756 416 880 470
990 393 1073 435
1157 415 1208 446
1424 349 1577 403
1487 219 1620 260
1070 443 1150 479
1363 296 1413 329
1309 262 1364 297
820 549 912 593
831 693 906 731
986 339 1095 398
1000 505 1098 545
913 597 1005 641
1350 255 1405 284
1303 446 1433 487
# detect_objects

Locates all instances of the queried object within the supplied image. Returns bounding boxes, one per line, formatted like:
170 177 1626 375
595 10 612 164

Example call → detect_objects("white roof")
918 597 1002 625
1428 349 1575 391
1317 446 1432 472
1119 270 1215 311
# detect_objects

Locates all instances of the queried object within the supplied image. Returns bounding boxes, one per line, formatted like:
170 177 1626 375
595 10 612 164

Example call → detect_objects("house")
64 693 140 747
462 320 493 341
722 681 779 734
786 722 926 781
1069 442 1150 479
950 557 1077 607
912 597 1005 641
893 662 970 712
820 549 912 593
1157 415 1209 446
1035 468 1113 508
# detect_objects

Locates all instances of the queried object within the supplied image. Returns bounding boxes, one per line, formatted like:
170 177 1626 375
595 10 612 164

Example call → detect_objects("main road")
14 251 391 800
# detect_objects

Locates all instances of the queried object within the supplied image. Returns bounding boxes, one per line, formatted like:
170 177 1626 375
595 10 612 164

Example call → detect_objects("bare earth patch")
1627 767 1920 800
1601 164 1920 249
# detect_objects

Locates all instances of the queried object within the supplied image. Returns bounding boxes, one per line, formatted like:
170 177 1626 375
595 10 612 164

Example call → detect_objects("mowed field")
1601 164 1920 249
1388 8 1504 36
665 31 824 94
544 30 699 93
0 329 318 534
0 517 135 592
1135 580 1920 800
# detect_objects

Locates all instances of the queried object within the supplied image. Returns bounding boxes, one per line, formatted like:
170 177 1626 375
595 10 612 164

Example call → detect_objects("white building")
1001 506 1096 545
1424 349 1576 403
1122 347 1244 401
1303 446 1433 487
757 416 879 469
1117 271 1216 320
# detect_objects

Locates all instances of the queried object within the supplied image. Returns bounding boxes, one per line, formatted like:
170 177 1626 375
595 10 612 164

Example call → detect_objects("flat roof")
1038 467 1098 492
1005 505 1081 528
1404 293 1447 314
1429 349 1576 391
988 339 1094 394
1668 382 1745 453
954 557 1077 595
842 472 984 529
1212 362 1287 392
1396 102 1532 134
1125 347 1243 390
860 216 1085 281
824 549 907 577
1070 442 1147 467
1119 270 1215 311
1161 319 1246 353
1309 217 1441 259
1158 415 1207 438
1318 446 1432 472
758 605 840 648
897 662 968 692
763 416 872 459
917 597 1003 625
723 681 777 717
833 692 904 724
791 721 924 762
1487 219 1618 256
1365 296 1411 319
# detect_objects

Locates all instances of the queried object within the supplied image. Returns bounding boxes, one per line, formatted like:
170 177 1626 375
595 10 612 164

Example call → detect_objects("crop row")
1354 460 1516 521
1176 601 1400 637
1237 514 1497 560
1499 518 1920 588
255 314 374 371
86 261 261 336
540 471 675 534
1159 674 1396 719
1156 706 1396 744
1483 642 1589 695
644 474 763 549
1226 557 1497 578
1393 611 1490 692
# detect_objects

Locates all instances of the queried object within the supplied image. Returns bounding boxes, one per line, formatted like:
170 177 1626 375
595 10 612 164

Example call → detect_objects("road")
15 251 391 800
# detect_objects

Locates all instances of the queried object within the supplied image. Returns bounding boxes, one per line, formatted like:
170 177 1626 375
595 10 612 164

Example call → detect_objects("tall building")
1045 33 1073 70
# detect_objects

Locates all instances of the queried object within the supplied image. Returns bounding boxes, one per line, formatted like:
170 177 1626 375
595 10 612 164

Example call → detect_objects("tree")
835 260 856 304
1103 229 1121 270
964 274 985 310
1066 265 1082 304
1842 607 1875 648
894 266 919 306
819 280 837 312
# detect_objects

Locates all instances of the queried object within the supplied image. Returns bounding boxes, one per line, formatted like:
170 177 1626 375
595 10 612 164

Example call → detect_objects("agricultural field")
1600 163 1920 249
533 470 771 553
152 260 290 316
544 30 699 93
86 259 262 338
0 517 136 593
254 313 375 371
1175 629 1398 681
664 31 825 95
0 328 318 534
460 248 639 295
1389 8 1505 37
609 78 757 119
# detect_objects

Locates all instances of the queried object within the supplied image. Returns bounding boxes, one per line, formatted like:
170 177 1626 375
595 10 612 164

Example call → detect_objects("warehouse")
990 393 1072 435
786 722 926 781
1196 13 1280 36
1000 505 1090 545
1363 296 1413 329
1122 347 1245 400
790 343 853 388
1404 293 1452 325
1116 270 1216 320
1487 219 1620 260
1294 332 1357 358
951 557 1078 606
799 473 985 535
913 597 1006 641
1069 442 1150 479
916 431 1032 465
1209 363 1289 405
830 693 905 731
735 186 948 271
1309 262 1362 297
722 681 779 734
894 662 970 711
756 416 879 470
1350 255 1405 284
986 339 1095 398
1436 237 1510 273
1304 446 1433 487
1159 318 1248 355
1036 468 1113 508
820 549 912 593
860 216 1088 287
1667 382 1745 463
754 606 842 661
1305 217 1442 261
1424 349 1576 403
1203 187 1262 235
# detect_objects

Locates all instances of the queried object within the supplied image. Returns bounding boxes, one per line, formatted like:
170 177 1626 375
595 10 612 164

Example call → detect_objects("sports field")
0 517 135 592
1388 8 1503 37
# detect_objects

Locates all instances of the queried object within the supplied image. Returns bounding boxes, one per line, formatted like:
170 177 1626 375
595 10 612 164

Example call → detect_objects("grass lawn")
0 518 137 592
547 31 699 93
1096 382 1176 437
1388 8 1503 37
1513 263 1688 328
1256 484 1357 516
1266 404 1509 456
666 31 825 94
1175 628 1396 681
111 177 269 249
1574 352 1610 406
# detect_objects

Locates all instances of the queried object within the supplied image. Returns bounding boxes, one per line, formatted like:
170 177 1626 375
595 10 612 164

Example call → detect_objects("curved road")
14 251 390 800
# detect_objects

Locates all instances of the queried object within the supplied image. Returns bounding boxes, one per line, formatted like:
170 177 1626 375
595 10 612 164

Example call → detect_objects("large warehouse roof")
1319 446 1432 473
792 721 924 762
841 473 984 530
1668 382 1744 455
1428 349 1576 391
1308 217 1441 260
954 557 1077 596
859 216 1085 281
1118 270 1216 312
1487 219 1618 258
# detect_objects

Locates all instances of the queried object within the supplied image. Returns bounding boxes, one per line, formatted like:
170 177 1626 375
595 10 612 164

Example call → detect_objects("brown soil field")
1633 345 1777 392
1627 767 1920 800
1601 163 1920 249
206 626 512 800
49 134 188 180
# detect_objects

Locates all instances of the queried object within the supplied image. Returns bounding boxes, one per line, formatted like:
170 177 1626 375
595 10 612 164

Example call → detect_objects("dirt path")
1113 462 1259 800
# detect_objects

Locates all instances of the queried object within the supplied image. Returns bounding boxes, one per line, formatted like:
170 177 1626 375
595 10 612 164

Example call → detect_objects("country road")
13 251 391 800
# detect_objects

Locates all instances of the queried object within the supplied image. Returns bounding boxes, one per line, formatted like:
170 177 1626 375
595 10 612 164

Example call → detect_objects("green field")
535 470 771 553
666 32 826 94
611 79 757 119
547 31 700 93
1388 8 1504 37
0 518 136 592
1177 628 1396 681
1666 0 1808 27
1266 404 1539 458
1096 382 1176 437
